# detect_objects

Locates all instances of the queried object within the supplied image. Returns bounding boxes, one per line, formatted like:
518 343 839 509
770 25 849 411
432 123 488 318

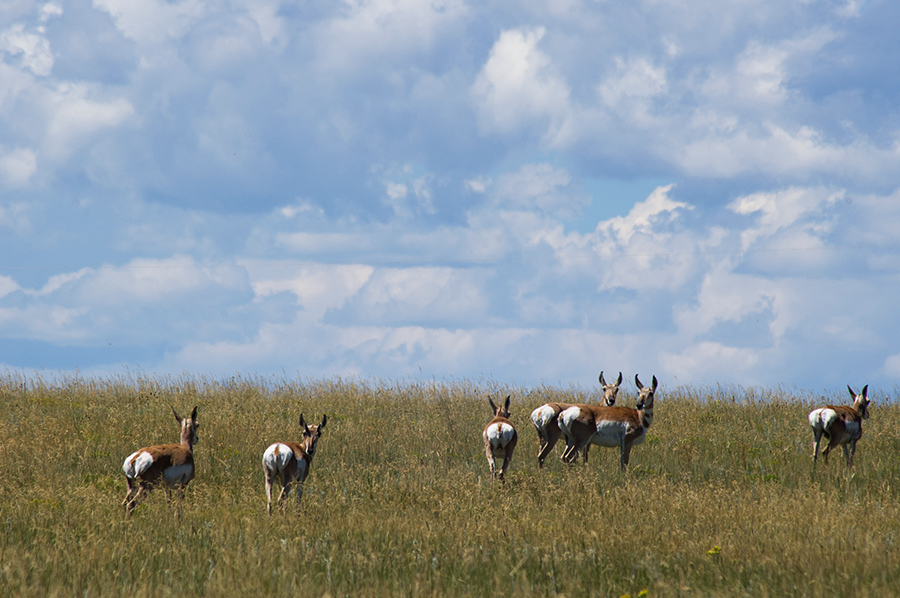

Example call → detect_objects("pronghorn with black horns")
808 385 871 468
262 413 327 514
122 406 199 516
483 395 517 481
558 374 657 470
530 371 622 468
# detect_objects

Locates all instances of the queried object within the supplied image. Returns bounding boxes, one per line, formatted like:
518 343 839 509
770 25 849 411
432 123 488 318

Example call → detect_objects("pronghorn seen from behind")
558 375 657 470
483 395 517 481
122 406 199 516
531 371 622 468
808 385 871 468
263 413 327 514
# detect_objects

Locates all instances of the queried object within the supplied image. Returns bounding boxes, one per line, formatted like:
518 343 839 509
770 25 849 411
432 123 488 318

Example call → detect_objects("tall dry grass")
1 372 898 597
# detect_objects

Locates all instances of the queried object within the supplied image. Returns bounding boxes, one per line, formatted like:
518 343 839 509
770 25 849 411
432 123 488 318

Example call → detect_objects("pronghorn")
122 406 199 516
808 385 871 468
558 374 657 470
262 413 327 514
483 395 517 481
530 371 622 468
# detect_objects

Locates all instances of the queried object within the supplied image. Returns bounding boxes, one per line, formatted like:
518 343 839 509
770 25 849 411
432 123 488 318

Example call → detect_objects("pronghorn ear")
616 371 623 386
651 376 658 392
848 385 856 399
319 414 327 429
599 371 606 385
172 406 182 423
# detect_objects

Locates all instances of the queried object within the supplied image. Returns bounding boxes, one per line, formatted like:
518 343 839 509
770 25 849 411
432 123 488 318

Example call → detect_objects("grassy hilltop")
1 373 898 597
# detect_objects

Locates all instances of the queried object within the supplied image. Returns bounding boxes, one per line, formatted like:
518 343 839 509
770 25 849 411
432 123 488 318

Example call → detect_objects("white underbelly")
843 420 861 441
590 420 631 447
163 464 194 486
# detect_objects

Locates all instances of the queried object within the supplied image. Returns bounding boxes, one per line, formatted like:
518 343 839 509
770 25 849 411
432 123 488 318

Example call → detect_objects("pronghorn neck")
179 419 197 451
638 400 654 429
634 375 658 429
174 406 199 452
848 385 870 420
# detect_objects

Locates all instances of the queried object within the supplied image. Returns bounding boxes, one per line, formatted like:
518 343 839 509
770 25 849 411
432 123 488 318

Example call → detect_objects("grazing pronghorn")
483 395 518 481
122 406 199 516
530 371 622 468
558 374 657 470
808 385 871 468
262 413 327 514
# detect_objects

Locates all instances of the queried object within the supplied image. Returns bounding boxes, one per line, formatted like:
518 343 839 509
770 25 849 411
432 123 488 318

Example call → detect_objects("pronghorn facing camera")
531 371 622 468
263 413 327 514
808 385 871 468
122 406 199 516
483 395 517 481
558 374 657 470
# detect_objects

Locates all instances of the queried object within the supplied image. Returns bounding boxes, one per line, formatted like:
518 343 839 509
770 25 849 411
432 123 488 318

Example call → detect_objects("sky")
1 0 899 396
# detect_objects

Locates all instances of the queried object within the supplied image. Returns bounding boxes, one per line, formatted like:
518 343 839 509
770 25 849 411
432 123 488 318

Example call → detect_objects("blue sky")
2 0 899 395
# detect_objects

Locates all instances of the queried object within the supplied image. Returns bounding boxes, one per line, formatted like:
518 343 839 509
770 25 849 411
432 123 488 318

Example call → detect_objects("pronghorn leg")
536 442 548 468
170 486 186 519
565 441 583 464
571 434 591 465
560 439 576 463
126 482 150 515
621 443 633 471
811 431 822 464
499 449 513 482
295 480 304 507
561 431 583 463
123 478 137 514
278 473 292 506
843 443 855 468
264 470 276 515
485 442 496 479
537 428 558 468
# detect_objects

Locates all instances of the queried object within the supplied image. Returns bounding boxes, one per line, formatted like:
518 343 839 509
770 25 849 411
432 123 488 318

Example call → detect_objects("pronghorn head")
173 406 199 448
634 375 658 410
848 385 871 419
488 395 511 419
599 371 623 406
300 413 327 457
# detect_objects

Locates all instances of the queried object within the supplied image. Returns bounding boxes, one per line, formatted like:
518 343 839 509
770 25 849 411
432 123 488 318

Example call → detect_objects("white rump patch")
808 408 837 433
262 443 294 473
531 405 556 430
123 450 153 479
486 422 515 451
557 406 580 435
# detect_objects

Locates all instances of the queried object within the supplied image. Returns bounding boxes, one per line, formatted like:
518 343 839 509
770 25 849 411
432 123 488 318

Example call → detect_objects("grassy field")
1 372 898 597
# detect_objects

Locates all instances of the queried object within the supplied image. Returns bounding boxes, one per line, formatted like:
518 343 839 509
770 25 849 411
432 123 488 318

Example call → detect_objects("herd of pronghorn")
120 373 872 516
